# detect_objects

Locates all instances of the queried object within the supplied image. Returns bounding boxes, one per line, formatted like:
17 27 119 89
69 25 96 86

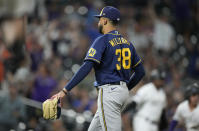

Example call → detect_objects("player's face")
155 79 165 88
190 94 199 106
98 17 104 34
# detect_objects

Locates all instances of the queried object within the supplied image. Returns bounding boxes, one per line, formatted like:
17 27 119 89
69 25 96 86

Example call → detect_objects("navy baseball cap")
94 6 120 21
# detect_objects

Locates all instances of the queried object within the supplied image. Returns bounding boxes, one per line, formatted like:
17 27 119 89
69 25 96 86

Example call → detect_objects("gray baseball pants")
88 81 129 131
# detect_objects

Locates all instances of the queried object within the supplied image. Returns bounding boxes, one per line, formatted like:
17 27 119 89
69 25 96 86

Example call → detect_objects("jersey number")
115 48 131 70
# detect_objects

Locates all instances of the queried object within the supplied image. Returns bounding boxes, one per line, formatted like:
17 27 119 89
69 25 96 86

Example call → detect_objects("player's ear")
104 19 108 25
101 18 107 25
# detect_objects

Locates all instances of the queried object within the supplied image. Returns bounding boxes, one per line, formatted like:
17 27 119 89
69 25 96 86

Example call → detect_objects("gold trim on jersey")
133 59 142 68
101 89 107 131
85 57 100 64
107 33 121 35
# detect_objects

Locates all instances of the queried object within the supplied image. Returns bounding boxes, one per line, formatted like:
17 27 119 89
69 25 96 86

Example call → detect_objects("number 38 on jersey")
115 48 131 70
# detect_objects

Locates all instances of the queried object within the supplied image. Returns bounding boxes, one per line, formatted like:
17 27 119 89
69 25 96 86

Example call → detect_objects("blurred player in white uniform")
169 83 199 131
123 69 168 131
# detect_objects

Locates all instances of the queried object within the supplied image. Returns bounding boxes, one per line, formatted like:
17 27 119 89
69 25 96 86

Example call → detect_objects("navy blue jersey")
84 30 141 85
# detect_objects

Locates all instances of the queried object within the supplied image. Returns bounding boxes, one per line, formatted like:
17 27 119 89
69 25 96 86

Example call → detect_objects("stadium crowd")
0 0 198 130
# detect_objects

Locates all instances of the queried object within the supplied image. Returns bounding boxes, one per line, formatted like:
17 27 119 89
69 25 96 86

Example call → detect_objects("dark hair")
109 19 119 26
185 83 199 100
150 68 166 81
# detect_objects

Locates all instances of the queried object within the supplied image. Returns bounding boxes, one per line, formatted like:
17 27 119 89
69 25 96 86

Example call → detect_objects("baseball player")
51 6 145 131
123 69 167 131
169 83 199 131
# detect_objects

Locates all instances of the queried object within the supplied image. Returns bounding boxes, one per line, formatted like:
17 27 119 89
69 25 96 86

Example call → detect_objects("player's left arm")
127 64 145 90
127 45 145 90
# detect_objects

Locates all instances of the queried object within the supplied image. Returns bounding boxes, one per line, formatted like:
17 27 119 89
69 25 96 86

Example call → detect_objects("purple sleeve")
169 120 178 131
64 61 94 91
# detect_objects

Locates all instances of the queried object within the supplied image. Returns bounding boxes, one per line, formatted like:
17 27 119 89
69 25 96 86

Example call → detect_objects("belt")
106 81 121 85
98 81 126 87
104 81 126 86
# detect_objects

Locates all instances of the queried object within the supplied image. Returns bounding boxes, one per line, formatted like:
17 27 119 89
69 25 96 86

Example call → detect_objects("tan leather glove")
42 97 61 120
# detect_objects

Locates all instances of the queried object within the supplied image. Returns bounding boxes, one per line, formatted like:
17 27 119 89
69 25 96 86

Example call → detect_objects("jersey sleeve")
161 92 167 108
173 104 184 122
133 86 147 105
131 44 142 68
163 94 167 108
84 36 106 64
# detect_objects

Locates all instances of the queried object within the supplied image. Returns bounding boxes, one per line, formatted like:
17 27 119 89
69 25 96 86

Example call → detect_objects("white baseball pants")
133 116 158 131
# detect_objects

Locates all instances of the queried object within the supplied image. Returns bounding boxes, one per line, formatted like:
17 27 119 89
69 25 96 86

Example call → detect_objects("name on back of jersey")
109 37 130 47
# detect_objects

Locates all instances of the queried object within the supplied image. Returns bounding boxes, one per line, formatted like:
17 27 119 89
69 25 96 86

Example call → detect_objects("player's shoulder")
142 82 155 90
94 33 113 41
94 35 105 42
138 83 154 92
92 35 107 46
94 33 117 44
177 100 189 110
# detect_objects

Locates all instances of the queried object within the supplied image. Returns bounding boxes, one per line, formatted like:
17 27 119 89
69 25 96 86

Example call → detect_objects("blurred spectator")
187 44 199 79
14 57 30 83
173 0 193 34
0 41 11 83
31 62 57 102
68 88 96 113
127 11 150 51
29 41 44 72
52 120 67 131
50 56 64 81
0 82 26 130
152 6 175 52
74 89 95 113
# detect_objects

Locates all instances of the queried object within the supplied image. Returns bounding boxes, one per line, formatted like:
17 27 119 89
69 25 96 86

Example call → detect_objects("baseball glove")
42 97 61 120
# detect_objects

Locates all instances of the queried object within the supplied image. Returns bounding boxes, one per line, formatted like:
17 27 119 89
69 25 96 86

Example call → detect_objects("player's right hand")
42 97 61 120
51 88 68 107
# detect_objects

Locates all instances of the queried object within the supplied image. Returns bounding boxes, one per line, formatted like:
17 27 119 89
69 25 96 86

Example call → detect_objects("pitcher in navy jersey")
51 6 145 131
